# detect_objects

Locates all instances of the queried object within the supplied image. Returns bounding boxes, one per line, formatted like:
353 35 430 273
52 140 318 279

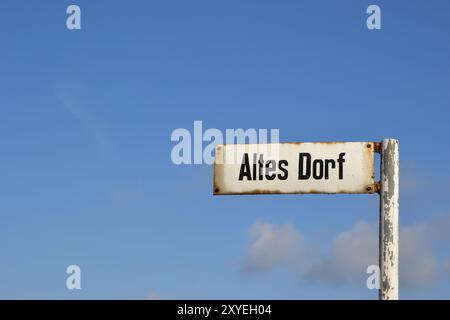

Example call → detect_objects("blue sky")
1 0 450 299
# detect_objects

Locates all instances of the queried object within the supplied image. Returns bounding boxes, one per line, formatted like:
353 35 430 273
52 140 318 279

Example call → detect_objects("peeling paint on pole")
379 139 399 300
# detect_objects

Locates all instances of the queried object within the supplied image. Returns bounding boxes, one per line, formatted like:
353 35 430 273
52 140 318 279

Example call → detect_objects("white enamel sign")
213 142 376 195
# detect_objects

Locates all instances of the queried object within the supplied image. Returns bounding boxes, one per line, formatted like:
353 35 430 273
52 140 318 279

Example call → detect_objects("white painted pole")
379 139 399 300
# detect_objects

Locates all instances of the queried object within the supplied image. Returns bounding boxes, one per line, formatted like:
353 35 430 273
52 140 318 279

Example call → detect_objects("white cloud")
241 215 449 288
302 221 377 285
304 221 438 287
399 225 437 288
427 214 450 243
241 221 301 274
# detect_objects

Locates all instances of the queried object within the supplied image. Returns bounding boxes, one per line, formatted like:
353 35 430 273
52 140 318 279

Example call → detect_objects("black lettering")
324 159 335 179
238 154 252 180
278 160 288 180
313 160 324 179
265 160 276 180
298 153 311 180
337 152 346 179
252 154 257 180
258 154 265 180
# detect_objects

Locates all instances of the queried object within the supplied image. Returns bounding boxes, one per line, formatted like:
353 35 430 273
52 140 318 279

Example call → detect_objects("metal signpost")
379 139 399 300
213 139 399 300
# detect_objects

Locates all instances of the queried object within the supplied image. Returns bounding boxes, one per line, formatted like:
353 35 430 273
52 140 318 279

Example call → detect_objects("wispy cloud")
56 86 112 156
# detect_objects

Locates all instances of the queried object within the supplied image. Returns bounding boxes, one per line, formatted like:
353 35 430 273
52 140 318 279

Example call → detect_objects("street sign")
213 142 376 195
213 139 399 300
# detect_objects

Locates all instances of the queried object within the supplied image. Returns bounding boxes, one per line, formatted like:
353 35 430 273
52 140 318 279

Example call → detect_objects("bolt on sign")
213 142 377 195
